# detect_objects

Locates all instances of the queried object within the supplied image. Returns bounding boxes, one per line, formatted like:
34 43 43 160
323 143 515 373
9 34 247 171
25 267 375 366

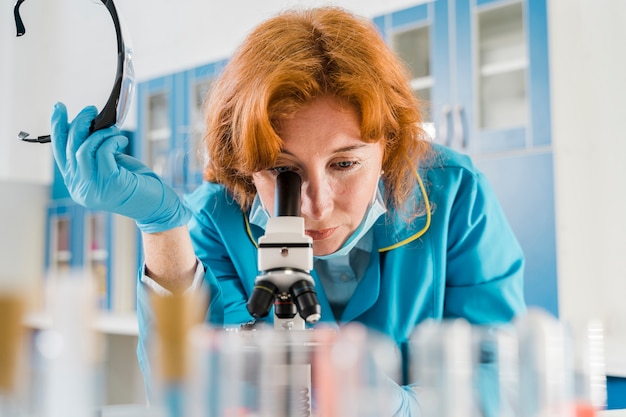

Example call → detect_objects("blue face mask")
315 188 386 260
249 185 387 260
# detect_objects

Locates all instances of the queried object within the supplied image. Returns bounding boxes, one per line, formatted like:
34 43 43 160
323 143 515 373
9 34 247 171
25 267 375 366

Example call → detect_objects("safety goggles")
14 0 135 143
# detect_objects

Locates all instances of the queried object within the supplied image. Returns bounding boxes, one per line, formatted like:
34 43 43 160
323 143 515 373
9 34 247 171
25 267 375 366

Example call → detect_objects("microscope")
243 171 321 416
246 171 321 330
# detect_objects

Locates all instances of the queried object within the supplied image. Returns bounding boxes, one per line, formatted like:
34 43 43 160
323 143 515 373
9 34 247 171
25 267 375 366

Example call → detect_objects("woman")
51 7 525 415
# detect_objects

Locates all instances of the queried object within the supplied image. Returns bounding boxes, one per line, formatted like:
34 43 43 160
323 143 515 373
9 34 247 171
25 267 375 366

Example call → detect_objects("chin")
312 241 341 257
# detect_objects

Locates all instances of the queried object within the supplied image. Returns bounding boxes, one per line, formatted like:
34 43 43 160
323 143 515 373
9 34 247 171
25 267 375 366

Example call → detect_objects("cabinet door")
136 75 176 185
85 211 112 310
379 1 558 316
46 204 113 310
46 204 78 275
181 61 227 191
455 0 551 154
375 3 438 139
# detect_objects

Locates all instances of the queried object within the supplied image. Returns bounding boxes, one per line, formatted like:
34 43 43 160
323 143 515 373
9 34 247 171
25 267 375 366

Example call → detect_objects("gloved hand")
51 103 191 233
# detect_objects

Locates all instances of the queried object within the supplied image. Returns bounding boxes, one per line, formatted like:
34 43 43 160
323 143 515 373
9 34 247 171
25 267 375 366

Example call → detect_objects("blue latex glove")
51 103 191 233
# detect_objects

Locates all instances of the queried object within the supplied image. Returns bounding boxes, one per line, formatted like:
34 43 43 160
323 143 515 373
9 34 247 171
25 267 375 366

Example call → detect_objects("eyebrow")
280 144 370 157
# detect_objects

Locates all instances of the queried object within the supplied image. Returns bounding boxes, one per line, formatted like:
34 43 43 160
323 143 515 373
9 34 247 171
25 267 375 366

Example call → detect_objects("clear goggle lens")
15 0 133 143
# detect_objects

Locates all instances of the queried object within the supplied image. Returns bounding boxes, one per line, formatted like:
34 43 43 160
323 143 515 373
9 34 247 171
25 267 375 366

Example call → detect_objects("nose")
300 174 333 222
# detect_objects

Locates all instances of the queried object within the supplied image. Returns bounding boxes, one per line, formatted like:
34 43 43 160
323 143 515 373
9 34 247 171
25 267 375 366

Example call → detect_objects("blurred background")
1 0 624 409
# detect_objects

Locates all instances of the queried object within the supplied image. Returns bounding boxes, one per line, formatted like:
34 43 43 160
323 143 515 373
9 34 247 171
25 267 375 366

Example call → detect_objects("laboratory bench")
96 403 626 417
22 310 146 406
23 310 139 336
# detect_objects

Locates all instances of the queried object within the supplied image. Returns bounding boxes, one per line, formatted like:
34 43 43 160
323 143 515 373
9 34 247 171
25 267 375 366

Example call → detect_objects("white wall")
0 181 47 297
548 0 626 346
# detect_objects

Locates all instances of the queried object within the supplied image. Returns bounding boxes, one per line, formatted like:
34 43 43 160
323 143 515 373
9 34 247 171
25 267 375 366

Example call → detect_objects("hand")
51 103 191 233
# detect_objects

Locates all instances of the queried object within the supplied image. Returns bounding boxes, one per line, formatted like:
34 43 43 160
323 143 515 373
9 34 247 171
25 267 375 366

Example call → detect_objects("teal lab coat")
136 144 526 411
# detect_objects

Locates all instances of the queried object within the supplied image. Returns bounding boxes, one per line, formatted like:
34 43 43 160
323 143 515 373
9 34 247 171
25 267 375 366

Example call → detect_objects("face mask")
249 182 387 259
315 187 386 260
249 194 271 230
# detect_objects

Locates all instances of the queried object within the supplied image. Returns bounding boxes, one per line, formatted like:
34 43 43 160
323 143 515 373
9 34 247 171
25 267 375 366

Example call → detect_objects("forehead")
277 96 363 147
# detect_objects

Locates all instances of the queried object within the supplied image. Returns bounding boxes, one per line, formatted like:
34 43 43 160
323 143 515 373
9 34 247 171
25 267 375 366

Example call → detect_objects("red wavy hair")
202 7 430 212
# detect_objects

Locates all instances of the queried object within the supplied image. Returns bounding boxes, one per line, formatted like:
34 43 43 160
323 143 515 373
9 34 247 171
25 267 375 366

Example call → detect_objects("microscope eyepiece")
275 171 301 217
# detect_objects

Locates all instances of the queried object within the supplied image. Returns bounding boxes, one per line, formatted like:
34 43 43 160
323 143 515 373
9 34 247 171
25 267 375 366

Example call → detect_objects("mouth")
305 227 338 241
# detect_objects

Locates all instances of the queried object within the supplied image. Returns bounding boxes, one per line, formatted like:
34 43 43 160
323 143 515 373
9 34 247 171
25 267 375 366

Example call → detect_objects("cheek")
332 175 376 218
252 174 275 213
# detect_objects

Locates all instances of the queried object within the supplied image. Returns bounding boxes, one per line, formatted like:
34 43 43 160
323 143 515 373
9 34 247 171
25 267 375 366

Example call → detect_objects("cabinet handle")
171 149 186 187
438 105 452 146
452 104 466 149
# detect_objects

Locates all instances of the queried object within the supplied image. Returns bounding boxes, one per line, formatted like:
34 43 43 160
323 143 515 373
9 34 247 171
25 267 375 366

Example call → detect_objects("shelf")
89 249 109 262
410 76 434 92
599 411 626 417
146 128 171 142
23 311 139 336
93 312 139 336
53 250 72 262
480 58 527 77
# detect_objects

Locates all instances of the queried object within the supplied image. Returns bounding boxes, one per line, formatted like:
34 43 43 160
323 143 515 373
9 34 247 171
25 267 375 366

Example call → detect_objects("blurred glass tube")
410 319 478 417
0 292 26 417
571 320 607 412
188 323 401 417
312 323 401 417
150 292 196 417
189 326 313 417
515 309 575 417
585 321 607 409
473 325 520 417
36 274 102 417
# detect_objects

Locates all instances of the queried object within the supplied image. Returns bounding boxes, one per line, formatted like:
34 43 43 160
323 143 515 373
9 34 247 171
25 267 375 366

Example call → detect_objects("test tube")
188 326 243 417
262 329 314 417
515 308 575 417
411 319 479 417
569 319 607 415
150 290 205 417
35 274 103 417
188 325 315 417
189 323 402 417
0 292 27 417
313 323 402 417
472 324 520 417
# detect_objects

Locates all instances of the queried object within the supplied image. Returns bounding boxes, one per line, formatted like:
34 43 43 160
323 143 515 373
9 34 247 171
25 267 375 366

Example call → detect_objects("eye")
269 165 294 174
333 160 360 170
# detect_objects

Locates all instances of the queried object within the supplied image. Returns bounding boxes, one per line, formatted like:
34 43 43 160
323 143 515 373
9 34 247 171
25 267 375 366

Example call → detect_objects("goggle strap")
14 0 26 37
17 131 51 143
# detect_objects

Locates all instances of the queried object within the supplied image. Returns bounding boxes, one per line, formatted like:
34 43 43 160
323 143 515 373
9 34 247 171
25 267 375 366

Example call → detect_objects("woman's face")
252 96 384 256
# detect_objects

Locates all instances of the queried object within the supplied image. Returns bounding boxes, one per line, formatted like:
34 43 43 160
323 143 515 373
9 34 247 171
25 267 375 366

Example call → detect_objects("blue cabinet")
375 0 558 315
45 195 113 310
135 74 179 189
136 60 227 194
376 0 551 153
45 131 138 311
607 376 626 410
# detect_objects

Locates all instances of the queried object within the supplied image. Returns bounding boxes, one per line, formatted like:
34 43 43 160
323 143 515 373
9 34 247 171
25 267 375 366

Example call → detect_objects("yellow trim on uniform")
244 212 258 249
243 159 431 252
378 163 431 252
